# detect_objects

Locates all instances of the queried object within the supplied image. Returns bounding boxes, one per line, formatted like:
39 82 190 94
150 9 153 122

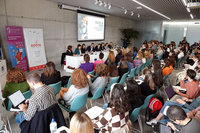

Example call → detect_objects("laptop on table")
164 85 186 103
8 90 26 111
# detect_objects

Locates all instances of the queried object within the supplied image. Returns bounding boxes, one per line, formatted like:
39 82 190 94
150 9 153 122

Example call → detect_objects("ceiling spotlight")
108 3 111 9
138 14 140 18
104 2 107 7
131 11 134 16
99 1 103 6
124 9 127 14
95 0 98 5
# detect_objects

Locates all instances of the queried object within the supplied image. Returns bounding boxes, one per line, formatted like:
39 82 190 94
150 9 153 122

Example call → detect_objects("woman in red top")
174 69 199 99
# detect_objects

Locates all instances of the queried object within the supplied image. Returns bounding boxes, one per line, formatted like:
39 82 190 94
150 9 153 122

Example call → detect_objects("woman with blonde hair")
133 51 143 67
70 112 94 133
139 69 156 97
144 49 151 60
122 48 127 57
105 51 115 66
2 68 30 109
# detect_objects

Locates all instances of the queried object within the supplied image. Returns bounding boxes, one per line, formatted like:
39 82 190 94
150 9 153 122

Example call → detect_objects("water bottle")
50 118 57 133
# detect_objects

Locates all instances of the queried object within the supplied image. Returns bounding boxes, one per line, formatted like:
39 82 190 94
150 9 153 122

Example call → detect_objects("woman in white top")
185 55 199 70
178 47 185 59
63 69 89 105
156 46 164 58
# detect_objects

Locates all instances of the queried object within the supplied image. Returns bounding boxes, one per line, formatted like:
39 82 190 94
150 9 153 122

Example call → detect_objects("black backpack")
61 76 70 87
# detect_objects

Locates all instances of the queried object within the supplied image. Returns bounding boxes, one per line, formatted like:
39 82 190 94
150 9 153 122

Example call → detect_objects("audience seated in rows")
133 51 143 67
63 69 89 105
2 68 30 109
93 84 131 132
118 58 128 82
140 69 156 97
162 59 173 77
124 53 134 73
105 51 115 66
115 49 123 64
79 54 94 73
93 52 105 72
41 61 61 85
88 63 108 97
126 80 145 113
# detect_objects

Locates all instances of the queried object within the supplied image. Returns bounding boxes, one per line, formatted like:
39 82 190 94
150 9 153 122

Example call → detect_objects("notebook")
164 85 185 103
8 90 26 110
85 106 104 119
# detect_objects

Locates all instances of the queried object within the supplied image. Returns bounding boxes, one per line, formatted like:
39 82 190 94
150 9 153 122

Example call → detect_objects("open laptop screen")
165 85 175 100
8 90 25 107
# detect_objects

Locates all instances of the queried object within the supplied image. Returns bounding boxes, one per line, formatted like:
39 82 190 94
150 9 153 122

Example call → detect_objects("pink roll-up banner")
5 26 28 72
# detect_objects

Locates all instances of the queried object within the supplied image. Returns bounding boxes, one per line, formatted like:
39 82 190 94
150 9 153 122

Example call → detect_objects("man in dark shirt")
123 38 128 48
166 105 200 133
87 43 95 53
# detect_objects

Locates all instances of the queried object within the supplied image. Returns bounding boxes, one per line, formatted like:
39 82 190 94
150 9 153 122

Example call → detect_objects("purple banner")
5 26 28 72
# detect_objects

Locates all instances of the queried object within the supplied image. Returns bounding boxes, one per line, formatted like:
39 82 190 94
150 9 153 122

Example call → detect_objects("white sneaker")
146 119 157 126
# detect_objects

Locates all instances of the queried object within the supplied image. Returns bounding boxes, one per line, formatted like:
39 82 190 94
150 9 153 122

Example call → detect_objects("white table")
65 51 117 73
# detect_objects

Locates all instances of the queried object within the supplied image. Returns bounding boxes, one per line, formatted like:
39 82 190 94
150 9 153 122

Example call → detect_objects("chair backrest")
177 57 183 63
70 93 88 111
88 70 95 76
141 63 146 71
49 81 62 94
158 54 163 60
129 107 142 123
7 90 32 111
135 65 142 74
66 77 71 88
106 77 120 91
149 58 153 66
141 94 154 109
128 68 136 79
119 72 129 84
163 74 169 83
117 62 120 67
90 87 105 100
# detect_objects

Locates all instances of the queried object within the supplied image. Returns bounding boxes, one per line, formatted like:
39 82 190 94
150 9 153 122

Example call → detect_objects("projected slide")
78 13 105 41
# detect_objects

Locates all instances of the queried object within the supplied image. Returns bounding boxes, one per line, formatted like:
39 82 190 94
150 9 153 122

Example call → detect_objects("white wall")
0 0 136 68
134 20 163 48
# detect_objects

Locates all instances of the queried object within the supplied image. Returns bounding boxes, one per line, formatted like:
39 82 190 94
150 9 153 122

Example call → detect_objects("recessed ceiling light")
131 11 134 16
138 14 140 18
99 1 103 6
104 2 107 7
136 7 142 10
124 9 127 14
95 0 98 5
132 0 170 20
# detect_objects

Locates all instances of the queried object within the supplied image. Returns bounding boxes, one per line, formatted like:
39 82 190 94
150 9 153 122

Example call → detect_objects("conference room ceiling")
49 0 200 21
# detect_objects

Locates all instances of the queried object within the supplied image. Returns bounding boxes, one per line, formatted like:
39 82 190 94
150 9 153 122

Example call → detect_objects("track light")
138 14 140 18
190 14 194 19
99 1 103 6
186 7 190 12
95 0 98 5
124 9 127 14
131 11 134 16
108 3 111 9
104 2 107 7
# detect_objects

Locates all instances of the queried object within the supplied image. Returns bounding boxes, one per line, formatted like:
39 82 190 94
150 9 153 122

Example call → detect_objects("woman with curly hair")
63 69 89 105
41 61 61 85
88 63 108 97
93 84 131 132
2 68 30 109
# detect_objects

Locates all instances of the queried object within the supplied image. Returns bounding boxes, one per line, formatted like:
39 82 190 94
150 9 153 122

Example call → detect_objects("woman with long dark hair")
93 84 131 132
41 61 61 85
152 60 163 88
139 69 156 97
162 58 173 77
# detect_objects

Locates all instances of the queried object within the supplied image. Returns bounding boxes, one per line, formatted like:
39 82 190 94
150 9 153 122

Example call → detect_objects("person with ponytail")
139 69 156 97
